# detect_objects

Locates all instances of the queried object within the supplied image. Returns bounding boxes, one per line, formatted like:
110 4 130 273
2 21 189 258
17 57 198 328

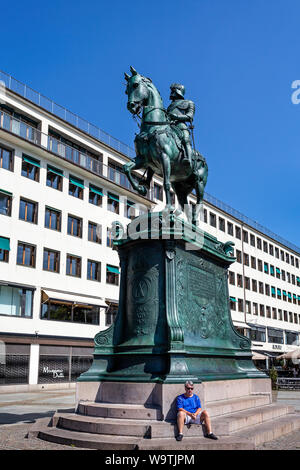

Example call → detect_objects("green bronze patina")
78 214 266 383
123 66 207 225
78 69 266 385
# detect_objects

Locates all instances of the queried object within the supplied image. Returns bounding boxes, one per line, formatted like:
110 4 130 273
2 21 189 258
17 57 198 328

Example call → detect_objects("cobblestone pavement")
1 388 300 450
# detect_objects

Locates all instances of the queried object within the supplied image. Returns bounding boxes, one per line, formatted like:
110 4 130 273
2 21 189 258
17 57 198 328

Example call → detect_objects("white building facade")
0 71 299 388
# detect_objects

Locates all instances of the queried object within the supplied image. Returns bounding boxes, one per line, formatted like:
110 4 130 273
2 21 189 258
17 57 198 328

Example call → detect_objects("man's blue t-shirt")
176 393 201 413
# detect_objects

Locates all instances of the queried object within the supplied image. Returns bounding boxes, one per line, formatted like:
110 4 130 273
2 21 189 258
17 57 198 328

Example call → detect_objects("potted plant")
269 366 278 401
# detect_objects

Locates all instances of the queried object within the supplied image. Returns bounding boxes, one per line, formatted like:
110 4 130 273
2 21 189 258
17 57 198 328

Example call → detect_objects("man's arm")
177 407 196 418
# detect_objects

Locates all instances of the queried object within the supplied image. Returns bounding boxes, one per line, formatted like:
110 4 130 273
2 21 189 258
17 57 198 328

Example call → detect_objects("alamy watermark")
291 80 300 104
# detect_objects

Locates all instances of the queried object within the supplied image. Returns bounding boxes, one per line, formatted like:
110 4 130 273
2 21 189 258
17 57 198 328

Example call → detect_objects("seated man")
176 381 218 441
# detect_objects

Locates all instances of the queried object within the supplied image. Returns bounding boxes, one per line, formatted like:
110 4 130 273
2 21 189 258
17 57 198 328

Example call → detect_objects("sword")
189 122 196 150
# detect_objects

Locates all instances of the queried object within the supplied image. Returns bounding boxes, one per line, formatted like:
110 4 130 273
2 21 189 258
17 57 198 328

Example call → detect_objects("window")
268 328 284 344
275 247 279 259
107 228 114 248
125 200 136 220
46 165 63 191
296 258 299 268
43 248 60 273
281 270 286 281
272 308 277 320
87 260 101 282
105 302 118 326
219 217 225 232
264 262 269 274
107 192 119 214
269 244 274 256
243 230 248 243
243 253 249 266
266 306 271 318
245 277 250 290
287 272 291 283
263 241 268 253
66 254 81 277
291 256 295 266
252 280 257 292
68 215 82 238
250 326 266 342
202 208 207 223
69 175 84 199
229 298 237 311
238 299 244 312
251 256 256 269
19 198 38 224
106 265 120 285
89 184 103 206
253 303 258 315
237 274 243 288
0 284 33 317
41 298 100 325
45 207 61 231
276 267 281 279
17 242 36 267
270 265 275 276
227 222 233 236
0 236 10 263
286 331 299 345
286 253 290 264
236 250 242 263
257 238 262 250
259 282 264 294
0 145 13 171
280 250 285 262
154 183 163 201
250 234 255 247
260 304 265 316
277 288 282 299
258 259 262 272
209 212 216 227
235 226 241 239
245 301 251 314
88 222 102 244
0 190 12 216
21 155 40 181
271 286 276 298
108 160 129 189
228 271 235 285
278 309 283 321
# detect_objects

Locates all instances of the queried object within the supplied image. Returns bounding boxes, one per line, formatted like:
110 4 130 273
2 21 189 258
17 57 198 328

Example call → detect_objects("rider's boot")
182 142 193 169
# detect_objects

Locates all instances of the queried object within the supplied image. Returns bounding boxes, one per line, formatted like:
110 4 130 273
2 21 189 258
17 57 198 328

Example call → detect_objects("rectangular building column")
29 343 40 385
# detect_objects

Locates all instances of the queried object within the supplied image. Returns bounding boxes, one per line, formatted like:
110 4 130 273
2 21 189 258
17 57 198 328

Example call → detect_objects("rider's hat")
170 83 185 98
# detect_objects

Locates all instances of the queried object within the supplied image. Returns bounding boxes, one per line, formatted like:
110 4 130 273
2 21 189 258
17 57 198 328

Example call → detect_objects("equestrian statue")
123 66 208 226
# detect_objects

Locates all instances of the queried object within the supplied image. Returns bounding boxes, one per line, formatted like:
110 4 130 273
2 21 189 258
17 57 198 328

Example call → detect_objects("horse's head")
125 66 153 115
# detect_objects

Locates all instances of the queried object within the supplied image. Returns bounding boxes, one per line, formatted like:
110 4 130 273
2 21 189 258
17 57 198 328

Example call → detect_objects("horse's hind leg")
193 177 205 225
160 151 173 209
173 183 192 222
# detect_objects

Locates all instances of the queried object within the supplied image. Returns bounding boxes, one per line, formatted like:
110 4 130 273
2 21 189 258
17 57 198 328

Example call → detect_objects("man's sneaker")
205 432 218 440
176 433 183 441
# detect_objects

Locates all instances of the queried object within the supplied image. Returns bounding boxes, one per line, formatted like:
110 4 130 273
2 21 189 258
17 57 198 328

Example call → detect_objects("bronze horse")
123 67 208 225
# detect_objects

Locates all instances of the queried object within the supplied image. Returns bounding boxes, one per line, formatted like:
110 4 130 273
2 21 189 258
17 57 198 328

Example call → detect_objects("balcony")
0 109 153 201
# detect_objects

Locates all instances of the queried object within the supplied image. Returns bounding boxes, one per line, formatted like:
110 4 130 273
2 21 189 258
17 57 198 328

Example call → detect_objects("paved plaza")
0 388 300 450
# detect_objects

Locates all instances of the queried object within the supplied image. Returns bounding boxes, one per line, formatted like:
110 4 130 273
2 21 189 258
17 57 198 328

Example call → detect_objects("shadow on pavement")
0 408 74 425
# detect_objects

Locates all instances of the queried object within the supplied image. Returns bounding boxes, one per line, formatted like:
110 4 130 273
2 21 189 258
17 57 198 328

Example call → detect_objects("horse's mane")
141 75 163 101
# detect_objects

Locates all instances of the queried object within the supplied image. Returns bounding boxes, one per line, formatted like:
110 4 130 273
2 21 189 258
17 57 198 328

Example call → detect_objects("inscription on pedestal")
189 265 216 301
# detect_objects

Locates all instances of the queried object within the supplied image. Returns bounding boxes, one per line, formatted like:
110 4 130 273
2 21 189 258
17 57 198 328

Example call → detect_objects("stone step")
212 404 294 435
236 412 300 448
55 413 153 437
38 427 139 450
37 426 255 450
77 401 162 420
206 394 271 417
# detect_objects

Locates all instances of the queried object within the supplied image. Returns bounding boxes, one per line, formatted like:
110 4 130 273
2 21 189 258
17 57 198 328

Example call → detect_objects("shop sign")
42 366 64 379
272 344 282 350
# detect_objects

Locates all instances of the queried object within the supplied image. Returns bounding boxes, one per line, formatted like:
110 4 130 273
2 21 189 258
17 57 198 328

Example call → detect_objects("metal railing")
0 70 136 159
0 110 153 201
0 69 300 254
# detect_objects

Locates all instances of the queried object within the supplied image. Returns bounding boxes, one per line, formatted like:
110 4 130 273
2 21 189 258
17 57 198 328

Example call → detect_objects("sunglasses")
185 387 194 390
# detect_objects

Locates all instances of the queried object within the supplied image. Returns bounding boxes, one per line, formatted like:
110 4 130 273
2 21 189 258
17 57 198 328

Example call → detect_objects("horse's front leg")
123 159 147 196
160 151 173 209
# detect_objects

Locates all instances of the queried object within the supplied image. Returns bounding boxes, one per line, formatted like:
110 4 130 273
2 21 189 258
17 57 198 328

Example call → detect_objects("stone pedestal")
78 212 267 385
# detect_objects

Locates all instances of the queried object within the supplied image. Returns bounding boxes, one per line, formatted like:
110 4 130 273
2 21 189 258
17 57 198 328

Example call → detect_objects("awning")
0 237 10 251
69 176 84 188
230 297 237 302
89 184 103 196
276 349 300 360
107 266 120 274
233 321 251 329
42 289 107 308
23 156 40 167
47 165 63 177
252 352 268 360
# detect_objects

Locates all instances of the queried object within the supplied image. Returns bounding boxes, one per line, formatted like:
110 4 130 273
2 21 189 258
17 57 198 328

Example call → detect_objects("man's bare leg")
177 411 186 435
200 410 218 439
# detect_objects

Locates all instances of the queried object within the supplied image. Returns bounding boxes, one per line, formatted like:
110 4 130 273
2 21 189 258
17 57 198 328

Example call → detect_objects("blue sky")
1 0 300 248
